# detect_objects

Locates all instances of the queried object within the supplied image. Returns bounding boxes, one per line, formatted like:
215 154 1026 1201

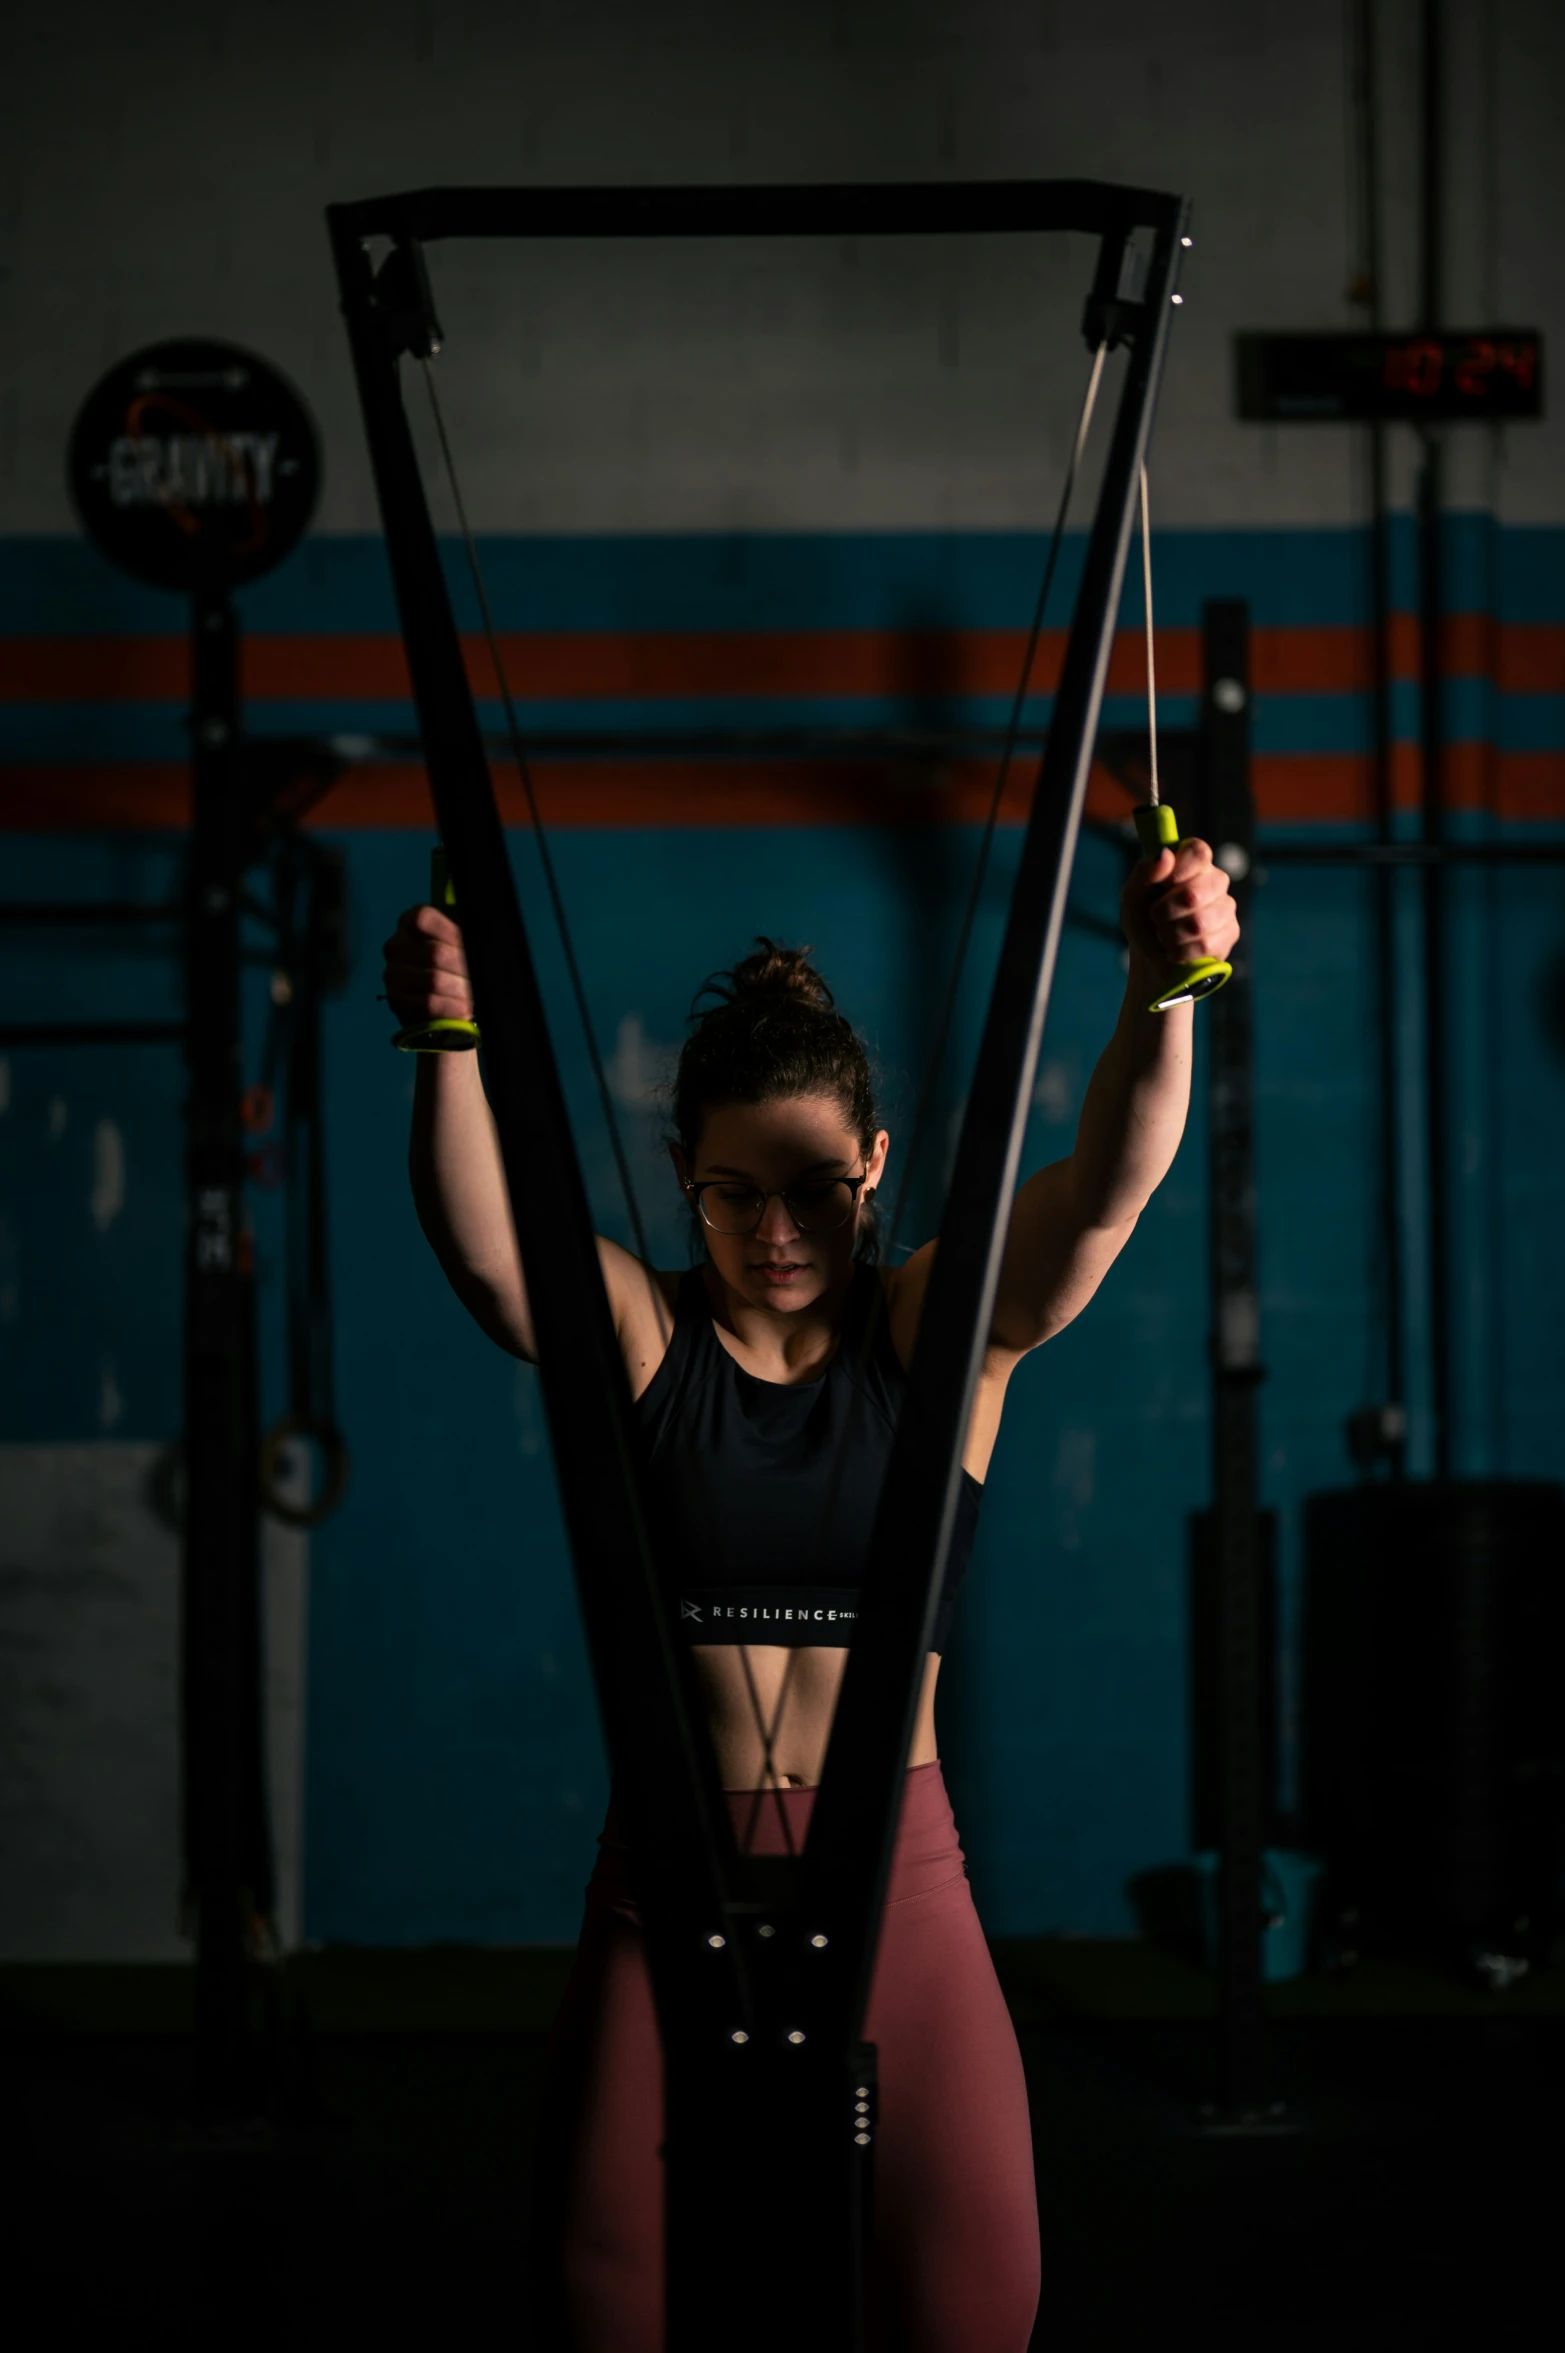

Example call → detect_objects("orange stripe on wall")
1489 753 1565 819
5 622 1561 705
0 628 1191 703
1498 626 1565 693
0 638 191 702
0 764 195 827
0 757 1063 832
1250 746 1565 820
5 751 1561 830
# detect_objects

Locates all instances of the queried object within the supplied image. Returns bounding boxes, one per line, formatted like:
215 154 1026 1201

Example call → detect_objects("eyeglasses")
686 1174 871 1236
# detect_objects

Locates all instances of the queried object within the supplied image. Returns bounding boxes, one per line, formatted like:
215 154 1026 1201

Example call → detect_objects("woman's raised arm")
384 903 536 1356
988 834 1239 1355
387 903 666 1370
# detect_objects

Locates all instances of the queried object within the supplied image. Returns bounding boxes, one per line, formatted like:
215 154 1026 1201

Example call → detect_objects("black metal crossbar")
328 177 1187 2351
332 176 1175 248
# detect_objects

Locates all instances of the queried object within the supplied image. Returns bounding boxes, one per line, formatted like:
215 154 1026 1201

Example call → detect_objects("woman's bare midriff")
689 1643 942 1790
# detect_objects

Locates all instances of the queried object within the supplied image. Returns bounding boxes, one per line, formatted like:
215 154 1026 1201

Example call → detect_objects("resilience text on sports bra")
635 1262 979 1652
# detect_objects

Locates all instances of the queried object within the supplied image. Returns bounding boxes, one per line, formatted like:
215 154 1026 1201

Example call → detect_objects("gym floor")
9 1944 1559 2345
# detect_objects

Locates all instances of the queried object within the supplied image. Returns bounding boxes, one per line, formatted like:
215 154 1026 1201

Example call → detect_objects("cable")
792 338 1111 1686
1139 462 1159 807
417 335 1108 1845
876 339 1108 1275
420 358 671 1348
1128 460 1232 1008
425 362 815 1852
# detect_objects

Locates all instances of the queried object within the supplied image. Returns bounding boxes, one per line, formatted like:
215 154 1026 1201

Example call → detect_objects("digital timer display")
1236 331 1543 423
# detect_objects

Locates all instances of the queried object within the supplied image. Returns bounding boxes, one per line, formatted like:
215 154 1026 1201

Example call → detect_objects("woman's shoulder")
873 1242 1027 1479
599 1244 697 1404
836 1258 912 1387
875 1246 931 1374
871 1243 1025 1381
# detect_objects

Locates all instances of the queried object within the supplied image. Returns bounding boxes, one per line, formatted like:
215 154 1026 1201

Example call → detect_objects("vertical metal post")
1367 431 1408 1460
181 589 271 2111
1200 600 1269 2121
1419 0 1453 1478
1418 434 1451 1479
1356 0 1408 1464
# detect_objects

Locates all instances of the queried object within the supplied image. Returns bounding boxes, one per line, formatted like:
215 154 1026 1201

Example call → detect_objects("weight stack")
1302 1481 1565 1954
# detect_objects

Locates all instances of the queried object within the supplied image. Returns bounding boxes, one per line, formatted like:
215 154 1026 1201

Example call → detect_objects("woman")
382 831 1238 2351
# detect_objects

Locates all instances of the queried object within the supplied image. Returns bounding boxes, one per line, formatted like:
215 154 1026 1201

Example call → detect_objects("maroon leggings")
528 1761 1040 2351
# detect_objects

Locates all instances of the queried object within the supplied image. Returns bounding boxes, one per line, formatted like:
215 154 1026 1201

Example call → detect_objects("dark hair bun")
700 938 834 1016
674 938 878 1179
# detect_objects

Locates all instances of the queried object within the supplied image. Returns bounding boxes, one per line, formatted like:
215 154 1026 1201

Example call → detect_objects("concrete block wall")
2 0 1562 1952
2 0 1560 536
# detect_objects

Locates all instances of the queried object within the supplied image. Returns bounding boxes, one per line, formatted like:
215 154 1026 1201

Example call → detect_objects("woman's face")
672 1094 890 1315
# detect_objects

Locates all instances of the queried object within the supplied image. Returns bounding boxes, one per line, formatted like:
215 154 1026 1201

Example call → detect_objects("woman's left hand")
1120 834 1240 984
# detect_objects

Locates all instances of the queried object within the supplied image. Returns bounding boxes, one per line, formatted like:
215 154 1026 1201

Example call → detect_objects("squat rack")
0 692 348 2113
328 176 1187 2350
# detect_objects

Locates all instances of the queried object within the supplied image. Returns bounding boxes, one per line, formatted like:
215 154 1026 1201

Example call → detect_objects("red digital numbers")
1495 339 1537 392
1383 334 1537 404
1384 337 1445 396
1453 340 1495 397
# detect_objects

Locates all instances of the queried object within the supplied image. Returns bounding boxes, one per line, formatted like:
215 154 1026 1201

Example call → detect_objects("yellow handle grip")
1133 802 1180 858
391 846 482 1053
1132 803 1233 1011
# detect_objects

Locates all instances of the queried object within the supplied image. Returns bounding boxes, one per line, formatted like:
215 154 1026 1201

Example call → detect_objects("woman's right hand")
382 904 473 1031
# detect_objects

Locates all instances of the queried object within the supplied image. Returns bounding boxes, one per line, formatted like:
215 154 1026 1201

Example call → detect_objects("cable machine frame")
327 176 1187 2350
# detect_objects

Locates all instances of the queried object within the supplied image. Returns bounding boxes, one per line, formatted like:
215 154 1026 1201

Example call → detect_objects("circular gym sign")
68 337 321 593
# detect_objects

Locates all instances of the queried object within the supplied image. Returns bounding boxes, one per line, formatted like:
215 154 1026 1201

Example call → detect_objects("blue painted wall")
3 529 1564 1942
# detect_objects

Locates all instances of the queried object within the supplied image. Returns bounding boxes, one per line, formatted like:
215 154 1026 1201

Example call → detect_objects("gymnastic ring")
259 1413 350 1529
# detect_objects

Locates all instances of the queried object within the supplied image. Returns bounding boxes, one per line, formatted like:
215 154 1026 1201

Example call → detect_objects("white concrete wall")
1 0 1558 538
0 1445 307 1959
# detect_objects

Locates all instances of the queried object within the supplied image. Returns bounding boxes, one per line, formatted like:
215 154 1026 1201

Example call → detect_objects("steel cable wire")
417 333 1109 1854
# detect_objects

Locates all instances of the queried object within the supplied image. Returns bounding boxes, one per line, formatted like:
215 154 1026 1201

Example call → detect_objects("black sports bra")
635 1261 980 1652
